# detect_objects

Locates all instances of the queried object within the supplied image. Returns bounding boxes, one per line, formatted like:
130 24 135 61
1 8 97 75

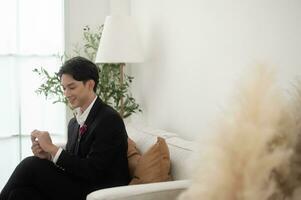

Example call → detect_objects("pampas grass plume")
178 66 296 200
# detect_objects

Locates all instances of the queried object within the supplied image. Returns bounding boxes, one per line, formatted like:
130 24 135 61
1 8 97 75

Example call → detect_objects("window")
0 0 65 189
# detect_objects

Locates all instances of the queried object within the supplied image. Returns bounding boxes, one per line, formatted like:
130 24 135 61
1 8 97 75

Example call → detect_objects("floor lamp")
95 15 143 118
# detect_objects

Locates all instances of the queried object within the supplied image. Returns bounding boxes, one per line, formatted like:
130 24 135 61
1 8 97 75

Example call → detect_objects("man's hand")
31 130 59 158
31 140 51 160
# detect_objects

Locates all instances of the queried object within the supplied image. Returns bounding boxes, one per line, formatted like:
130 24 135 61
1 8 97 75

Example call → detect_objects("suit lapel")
67 119 80 154
81 97 104 138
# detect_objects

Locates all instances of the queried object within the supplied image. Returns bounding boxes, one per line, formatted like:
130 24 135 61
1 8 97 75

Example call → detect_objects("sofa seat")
86 123 197 200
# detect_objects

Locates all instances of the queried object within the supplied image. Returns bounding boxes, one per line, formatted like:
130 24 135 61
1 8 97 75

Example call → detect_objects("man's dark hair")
58 56 99 92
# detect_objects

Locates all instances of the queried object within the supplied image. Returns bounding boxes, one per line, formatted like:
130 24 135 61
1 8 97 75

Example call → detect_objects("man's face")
60 74 91 109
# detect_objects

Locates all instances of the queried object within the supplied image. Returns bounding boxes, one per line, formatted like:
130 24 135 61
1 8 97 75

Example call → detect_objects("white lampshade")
95 15 143 63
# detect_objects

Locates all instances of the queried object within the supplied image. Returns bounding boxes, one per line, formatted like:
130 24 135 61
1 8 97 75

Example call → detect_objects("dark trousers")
0 156 87 200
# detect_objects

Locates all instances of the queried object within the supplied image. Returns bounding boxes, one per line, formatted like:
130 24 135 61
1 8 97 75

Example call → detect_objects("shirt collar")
75 96 97 127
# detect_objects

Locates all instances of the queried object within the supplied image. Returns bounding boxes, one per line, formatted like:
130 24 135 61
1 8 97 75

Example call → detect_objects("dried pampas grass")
178 66 301 200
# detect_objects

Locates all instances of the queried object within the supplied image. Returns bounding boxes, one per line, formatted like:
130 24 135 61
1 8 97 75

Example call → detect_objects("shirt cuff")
52 147 63 164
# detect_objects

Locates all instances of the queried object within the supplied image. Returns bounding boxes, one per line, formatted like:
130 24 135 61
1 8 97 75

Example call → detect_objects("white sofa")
86 123 196 200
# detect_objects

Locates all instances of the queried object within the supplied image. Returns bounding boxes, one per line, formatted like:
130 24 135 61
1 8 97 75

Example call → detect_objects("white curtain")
0 0 65 189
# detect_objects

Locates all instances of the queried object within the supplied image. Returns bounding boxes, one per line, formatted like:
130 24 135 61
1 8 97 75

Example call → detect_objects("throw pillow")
127 137 141 177
129 137 172 185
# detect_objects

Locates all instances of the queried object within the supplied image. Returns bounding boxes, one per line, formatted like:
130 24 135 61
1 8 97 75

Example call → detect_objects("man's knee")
17 156 50 171
19 156 38 167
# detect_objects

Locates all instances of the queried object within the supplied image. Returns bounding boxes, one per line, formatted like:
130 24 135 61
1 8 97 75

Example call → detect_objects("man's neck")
80 93 97 112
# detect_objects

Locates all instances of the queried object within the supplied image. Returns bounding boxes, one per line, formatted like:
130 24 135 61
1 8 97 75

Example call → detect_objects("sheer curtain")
0 0 65 189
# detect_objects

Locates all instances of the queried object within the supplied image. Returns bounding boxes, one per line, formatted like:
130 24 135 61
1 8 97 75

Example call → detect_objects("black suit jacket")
56 97 130 194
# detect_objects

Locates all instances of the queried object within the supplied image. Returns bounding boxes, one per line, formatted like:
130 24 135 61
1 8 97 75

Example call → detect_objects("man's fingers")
31 142 39 149
31 130 39 137
31 141 43 153
31 141 39 148
31 135 36 143
31 130 41 143
31 144 41 151
32 145 43 155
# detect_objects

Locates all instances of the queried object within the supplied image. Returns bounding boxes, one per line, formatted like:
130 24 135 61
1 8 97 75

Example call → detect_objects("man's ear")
87 80 95 91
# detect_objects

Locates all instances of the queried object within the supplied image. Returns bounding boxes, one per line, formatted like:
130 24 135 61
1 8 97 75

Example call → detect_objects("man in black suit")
0 56 130 200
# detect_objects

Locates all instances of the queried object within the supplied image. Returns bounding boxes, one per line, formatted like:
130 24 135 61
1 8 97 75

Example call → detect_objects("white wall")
65 0 301 140
110 0 130 15
130 0 301 140
65 0 110 54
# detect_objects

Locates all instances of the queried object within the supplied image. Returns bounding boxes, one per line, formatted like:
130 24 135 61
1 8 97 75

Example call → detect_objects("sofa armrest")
87 180 191 200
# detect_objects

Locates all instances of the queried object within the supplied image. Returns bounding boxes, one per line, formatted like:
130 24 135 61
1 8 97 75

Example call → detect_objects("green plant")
33 25 141 118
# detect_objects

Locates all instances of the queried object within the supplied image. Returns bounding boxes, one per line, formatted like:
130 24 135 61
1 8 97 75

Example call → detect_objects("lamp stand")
119 63 125 118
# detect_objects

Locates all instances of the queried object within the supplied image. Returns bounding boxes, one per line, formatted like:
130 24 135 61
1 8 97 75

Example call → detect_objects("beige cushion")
127 138 141 177
129 137 172 185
